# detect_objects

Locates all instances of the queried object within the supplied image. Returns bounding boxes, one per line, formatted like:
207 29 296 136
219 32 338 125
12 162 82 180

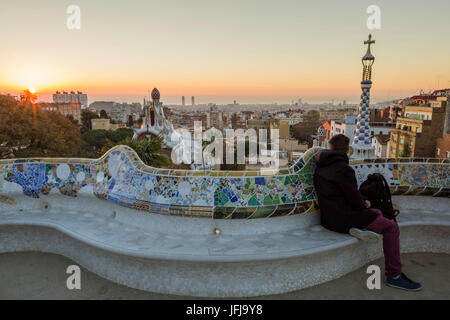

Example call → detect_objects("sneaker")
386 273 422 291
349 228 381 243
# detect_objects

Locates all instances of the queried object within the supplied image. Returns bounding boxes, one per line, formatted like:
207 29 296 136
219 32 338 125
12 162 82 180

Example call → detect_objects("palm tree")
20 89 37 103
101 135 171 168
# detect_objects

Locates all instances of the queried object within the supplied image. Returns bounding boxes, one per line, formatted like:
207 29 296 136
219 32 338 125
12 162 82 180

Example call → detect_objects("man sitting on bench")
313 134 421 291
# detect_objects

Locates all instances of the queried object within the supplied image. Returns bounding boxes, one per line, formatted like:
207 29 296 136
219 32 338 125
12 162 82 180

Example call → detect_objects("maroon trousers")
365 208 402 279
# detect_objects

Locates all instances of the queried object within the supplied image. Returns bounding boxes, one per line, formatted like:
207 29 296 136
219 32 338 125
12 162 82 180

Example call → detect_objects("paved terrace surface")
1 252 449 299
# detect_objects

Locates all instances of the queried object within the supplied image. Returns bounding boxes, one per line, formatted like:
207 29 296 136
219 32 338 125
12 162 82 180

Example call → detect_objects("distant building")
314 125 329 148
372 134 390 158
191 96 195 106
269 120 290 139
388 105 446 158
319 109 348 121
330 115 357 140
436 134 450 159
388 104 403 122
109 103 141 123
88 101 141 123
330 115 393 146
230 113 246 129
247 119 290 139
321 121 331 140
89 101 116 113
205 110 226 129
403 105 433 120
53 91 88 109
435 93 450 158
182 96 185 106
91 118 124 131
41 102 82 122
247 119 270 133
370 108 390 122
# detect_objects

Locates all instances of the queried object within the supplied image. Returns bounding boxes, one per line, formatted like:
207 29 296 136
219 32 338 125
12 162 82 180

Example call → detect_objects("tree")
127 115 134 127
66 114 79 125
292 110 321 142
136 117 143 127
81 127 134 157
80 109 99 133
101 136 171 168
0 95 82 158
20 89 37 103
100 109 108 119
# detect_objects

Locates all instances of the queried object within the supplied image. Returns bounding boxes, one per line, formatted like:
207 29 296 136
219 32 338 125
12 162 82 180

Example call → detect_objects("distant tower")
191 96 195 106
133 88 180 147
317 125 327 147
352 34 376 159
182 96 185 106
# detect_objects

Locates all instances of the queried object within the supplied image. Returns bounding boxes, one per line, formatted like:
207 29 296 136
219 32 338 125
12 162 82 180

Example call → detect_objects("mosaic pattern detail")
353 82 372 148
351 158 450 197
1 146 449 219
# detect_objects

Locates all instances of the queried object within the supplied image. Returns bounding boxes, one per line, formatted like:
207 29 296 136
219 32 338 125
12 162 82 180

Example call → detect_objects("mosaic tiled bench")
0 146 449 297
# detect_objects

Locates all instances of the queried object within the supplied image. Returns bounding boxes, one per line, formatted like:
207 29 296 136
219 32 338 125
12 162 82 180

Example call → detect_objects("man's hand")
365 200 371 208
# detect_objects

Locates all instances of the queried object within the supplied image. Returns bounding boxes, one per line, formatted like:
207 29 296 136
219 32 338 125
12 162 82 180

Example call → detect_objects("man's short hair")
329 134 350 153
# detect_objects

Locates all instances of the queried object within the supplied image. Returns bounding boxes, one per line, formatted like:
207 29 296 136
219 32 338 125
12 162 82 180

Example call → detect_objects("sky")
0 0 449 105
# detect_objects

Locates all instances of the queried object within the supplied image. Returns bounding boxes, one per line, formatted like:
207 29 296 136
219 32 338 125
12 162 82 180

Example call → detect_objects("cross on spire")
364 34 375 51
365 34 375 44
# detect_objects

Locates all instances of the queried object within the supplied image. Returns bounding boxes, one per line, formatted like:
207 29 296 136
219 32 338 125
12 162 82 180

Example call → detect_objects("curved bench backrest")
0 146 448 219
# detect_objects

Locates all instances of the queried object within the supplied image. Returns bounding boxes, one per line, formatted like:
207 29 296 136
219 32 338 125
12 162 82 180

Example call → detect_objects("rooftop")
374 134 390 145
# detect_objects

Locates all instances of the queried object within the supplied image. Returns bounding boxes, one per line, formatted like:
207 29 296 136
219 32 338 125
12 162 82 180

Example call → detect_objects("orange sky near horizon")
1 0 449 104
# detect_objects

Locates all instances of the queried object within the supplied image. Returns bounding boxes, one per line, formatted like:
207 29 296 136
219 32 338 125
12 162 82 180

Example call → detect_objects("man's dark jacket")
313 149 378 233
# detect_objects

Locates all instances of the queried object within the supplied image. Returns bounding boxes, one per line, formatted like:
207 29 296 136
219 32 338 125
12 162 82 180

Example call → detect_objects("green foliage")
101 136 171 168
81 127 133 157
127 115 134 127
0 95 82 158
66 114 79 125
99 109 108 119
80 109 99 133
292 110 321 142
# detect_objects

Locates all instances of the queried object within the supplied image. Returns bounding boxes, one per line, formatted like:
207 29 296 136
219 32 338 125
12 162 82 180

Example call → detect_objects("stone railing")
0 146 449 219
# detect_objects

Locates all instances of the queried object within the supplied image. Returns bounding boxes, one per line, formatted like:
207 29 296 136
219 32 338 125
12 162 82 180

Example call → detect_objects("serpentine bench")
0 146 449 297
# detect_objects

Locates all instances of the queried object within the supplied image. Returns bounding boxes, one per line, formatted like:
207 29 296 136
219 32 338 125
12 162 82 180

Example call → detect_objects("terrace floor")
0 251 449 299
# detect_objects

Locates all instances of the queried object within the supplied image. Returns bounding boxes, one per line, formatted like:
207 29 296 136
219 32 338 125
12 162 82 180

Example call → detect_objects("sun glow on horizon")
28 88 36 94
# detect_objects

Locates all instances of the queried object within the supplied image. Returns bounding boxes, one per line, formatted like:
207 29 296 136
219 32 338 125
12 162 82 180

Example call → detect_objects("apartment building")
388 105 446 158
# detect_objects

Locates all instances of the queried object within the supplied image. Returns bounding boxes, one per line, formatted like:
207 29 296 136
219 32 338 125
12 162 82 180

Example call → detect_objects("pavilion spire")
352 34 376 159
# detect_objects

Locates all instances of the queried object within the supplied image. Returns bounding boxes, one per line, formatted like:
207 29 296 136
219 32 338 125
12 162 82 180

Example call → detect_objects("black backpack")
359 173 399 221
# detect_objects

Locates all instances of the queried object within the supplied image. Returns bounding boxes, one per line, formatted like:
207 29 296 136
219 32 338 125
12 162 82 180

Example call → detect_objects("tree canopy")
80 109 99 133
101 136 171 168
81 127 133 157
0 95 83 158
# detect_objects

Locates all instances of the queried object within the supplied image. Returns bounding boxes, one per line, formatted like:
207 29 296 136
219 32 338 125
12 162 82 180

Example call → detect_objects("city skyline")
1 0 450 104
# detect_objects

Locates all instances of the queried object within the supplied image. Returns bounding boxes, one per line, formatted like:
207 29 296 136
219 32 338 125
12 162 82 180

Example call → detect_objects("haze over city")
1 0 450 104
